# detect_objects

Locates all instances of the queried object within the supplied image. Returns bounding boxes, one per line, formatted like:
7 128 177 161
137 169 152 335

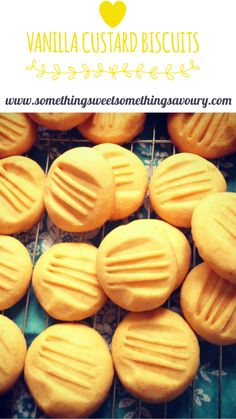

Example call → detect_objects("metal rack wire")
1 115 225 419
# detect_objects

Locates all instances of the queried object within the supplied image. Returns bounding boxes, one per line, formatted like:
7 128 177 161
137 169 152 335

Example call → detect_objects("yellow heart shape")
99 1 126 28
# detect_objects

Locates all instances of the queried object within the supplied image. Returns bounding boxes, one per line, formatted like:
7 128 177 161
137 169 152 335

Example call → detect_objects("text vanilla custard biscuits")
0 315 27 395
181 263 236 345
28 113 91 131
168 113 236 159
95 144 148 220
112 309 199 403
192 192 236 284
0 156 46 234
149 152 226 228
33 243 107 321
0 113 37 159
0 236 32 310
44 147 115 232
24 323 114 418
78 113 146 144
97 219 181 311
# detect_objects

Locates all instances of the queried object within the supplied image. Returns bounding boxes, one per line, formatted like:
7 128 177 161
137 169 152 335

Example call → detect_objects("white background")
0 0 235 112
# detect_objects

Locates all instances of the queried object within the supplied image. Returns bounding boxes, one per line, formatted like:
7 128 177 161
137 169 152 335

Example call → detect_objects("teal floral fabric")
0 114 236 419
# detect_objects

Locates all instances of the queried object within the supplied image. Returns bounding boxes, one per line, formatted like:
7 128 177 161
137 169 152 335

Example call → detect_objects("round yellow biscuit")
0 315 27 395
112 308 199 403
78 113 146 145
0 156 46 234
168 113 236 159
33 243 107 321
95 144 148 220
181 263 236 345
24 323 114 418
96 220 178 311
192 192 236 284
0 113 37 159
0 236 32 310
28 113 91 131
44 147 115 232
149 152 226 228
134 219 191 290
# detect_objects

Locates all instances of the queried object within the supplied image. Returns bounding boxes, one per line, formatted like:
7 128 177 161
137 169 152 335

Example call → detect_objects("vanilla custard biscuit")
44 147 115 232
134 219 191 289
168 113 236 159
192 192 236 284
95 144 148 220
149 152 226 228
0 315 27 395
28 113 91 131
181 263 236 345
33 243 107 321
78 113 146 145
96 220 178 311
0 113 37 159
0 236 32 310
24 323 114 418
112 308 199 403
0 156 46 234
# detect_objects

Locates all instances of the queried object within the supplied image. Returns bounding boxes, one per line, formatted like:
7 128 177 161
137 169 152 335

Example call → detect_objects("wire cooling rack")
0 113 236 419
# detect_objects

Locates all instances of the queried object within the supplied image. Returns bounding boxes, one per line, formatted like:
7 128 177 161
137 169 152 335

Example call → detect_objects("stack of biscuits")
0 112 236 418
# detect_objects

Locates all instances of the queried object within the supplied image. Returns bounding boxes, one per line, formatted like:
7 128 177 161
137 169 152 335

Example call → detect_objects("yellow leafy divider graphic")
26 60 200 80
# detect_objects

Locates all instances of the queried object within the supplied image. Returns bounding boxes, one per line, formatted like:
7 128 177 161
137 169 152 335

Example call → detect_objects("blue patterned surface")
0 113 236 419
